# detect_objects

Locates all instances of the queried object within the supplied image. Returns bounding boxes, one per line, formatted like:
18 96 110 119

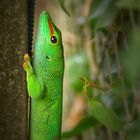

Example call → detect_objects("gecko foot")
23 54 33 75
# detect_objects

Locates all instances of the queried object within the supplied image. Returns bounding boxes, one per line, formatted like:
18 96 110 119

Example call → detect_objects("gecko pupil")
50 36 57 44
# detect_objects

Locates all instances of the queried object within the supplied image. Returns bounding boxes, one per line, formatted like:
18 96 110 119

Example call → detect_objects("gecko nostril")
46 56 50 59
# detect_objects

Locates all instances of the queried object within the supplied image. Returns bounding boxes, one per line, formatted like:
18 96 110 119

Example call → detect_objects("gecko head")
37 11 64 62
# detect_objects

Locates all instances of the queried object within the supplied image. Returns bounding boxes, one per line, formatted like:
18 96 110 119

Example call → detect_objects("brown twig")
80 78 108 91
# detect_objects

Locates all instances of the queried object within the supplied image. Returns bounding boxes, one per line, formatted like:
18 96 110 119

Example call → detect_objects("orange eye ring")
50 36 58 44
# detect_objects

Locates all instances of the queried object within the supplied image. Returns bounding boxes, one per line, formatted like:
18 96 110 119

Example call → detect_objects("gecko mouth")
46 56 50 59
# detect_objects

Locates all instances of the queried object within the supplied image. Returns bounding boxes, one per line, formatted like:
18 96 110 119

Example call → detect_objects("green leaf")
61 116 97 138
58 0 70 16
89 0 117 30
67 52 90 93
89 99 123 131
122 28 140 82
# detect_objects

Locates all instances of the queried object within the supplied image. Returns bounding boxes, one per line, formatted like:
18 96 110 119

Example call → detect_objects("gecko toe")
24 54 31 62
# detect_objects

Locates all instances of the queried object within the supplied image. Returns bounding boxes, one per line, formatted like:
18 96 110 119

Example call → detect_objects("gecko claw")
24 54 31 62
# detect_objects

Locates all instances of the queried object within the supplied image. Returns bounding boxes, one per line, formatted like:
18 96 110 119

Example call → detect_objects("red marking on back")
48 19 54 35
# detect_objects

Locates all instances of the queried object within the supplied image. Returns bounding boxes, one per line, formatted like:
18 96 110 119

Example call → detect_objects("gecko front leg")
23 54 44 99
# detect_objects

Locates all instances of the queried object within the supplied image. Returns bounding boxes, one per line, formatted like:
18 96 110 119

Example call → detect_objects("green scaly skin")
23 11 64 140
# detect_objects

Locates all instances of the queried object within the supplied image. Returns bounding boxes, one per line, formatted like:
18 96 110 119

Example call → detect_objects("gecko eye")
50 36 58 44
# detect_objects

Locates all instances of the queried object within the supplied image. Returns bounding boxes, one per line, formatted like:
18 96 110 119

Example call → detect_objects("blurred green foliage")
62 116 97 138
123 28 140 82
58 0 140 139
67 52 90 93
58 0 70 16
89 0 117 31
118 0 140 10
89 99 123 131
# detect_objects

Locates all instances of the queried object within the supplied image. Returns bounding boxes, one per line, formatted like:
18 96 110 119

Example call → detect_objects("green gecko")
23 11 64 140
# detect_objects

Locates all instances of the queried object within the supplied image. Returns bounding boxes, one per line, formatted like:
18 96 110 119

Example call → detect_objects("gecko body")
23 11 64 140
